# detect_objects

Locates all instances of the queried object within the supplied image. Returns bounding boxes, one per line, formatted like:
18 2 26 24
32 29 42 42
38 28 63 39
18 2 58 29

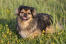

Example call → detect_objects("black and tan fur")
16 5 53 38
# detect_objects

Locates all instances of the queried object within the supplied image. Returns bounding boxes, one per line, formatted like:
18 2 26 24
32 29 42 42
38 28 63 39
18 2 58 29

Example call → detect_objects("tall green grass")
0 0 66 44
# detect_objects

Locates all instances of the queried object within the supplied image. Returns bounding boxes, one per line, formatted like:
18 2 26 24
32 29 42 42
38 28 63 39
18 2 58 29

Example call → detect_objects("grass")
0 0 66 44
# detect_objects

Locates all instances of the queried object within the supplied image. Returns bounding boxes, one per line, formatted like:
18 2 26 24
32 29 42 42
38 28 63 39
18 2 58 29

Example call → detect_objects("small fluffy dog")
16 5 53 38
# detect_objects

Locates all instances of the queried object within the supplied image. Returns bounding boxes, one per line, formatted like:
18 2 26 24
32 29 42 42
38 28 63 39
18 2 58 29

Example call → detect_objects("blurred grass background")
0 0 66 44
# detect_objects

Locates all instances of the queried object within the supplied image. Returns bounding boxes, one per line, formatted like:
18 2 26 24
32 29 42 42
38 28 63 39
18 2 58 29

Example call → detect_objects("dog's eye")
20 12 24 13
28 13 31 14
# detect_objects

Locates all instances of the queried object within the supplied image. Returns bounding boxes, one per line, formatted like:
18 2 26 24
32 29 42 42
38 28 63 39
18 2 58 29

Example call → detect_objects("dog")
16 5 53 38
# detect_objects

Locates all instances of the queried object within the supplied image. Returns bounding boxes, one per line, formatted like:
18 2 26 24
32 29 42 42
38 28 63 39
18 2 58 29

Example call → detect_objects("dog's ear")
15 5 24 16
32 9 36 17
15 8 19 15
31 8 36 17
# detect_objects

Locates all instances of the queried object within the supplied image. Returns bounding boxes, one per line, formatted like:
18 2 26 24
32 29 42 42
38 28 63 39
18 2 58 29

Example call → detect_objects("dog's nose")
24 13 27 17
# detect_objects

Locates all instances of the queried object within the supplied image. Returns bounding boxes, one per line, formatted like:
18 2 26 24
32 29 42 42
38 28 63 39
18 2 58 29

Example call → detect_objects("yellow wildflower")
41 30 45 35
7 41 10 44
5 24 8 27
0 40 3 43
51 42 55 44
40 40 43 44
6 9 10 14
58 30 64 35
7 29 10 34
17 40 19 43
42 33 44 36
42 30 45 33
9 31 12 35
2 33 6 38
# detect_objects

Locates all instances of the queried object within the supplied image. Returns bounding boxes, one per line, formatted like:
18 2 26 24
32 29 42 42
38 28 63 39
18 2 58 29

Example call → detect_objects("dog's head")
16 5 36 21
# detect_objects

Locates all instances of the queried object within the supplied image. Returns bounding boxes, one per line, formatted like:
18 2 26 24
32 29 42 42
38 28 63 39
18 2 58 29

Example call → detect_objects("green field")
0 0 66 44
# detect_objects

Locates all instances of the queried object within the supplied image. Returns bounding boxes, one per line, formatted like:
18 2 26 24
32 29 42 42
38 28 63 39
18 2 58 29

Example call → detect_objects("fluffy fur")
16 5 53 38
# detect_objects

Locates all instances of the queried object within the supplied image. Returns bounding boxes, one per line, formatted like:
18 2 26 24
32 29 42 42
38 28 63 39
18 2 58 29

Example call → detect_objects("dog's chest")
18 22 32 38
19 30 30 38
18 19 30 30
20 22 29 29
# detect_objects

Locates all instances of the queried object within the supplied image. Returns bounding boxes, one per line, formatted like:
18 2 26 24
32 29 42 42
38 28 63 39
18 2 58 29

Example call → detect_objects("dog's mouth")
20 16 29 20
23 17 28 20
